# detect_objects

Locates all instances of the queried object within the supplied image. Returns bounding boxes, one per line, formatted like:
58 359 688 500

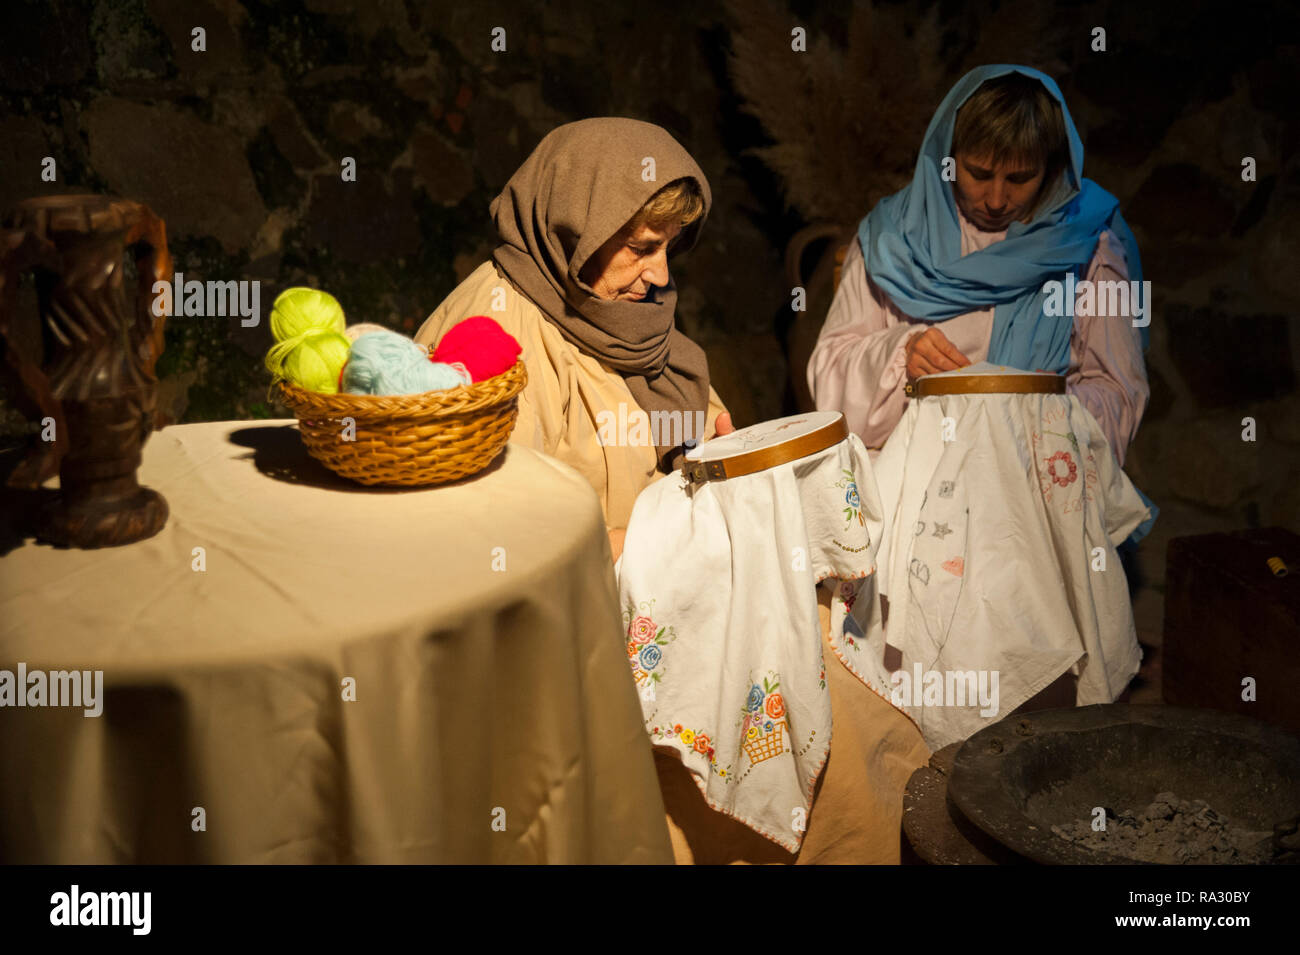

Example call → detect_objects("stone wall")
0 0 799 430
1 0 1296 602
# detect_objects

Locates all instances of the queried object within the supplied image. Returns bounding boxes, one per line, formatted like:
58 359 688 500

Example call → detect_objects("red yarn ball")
431 315 522 383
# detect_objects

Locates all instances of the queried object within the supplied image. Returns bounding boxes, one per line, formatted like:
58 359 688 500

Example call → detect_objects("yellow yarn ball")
265 287 351 393
271 287 345 340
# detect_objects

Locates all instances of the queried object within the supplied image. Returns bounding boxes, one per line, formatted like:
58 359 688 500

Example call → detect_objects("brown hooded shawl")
490 118 713 471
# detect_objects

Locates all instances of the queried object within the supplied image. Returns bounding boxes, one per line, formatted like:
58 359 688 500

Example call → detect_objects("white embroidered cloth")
616 417 884 852
873 362 1151 751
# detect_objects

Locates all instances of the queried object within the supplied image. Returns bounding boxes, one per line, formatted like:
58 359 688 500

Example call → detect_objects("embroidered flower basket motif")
743 722 785 763
740 674 788 765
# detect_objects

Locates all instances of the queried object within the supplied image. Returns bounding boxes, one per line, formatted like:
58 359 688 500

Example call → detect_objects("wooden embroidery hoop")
904 371 1066 398
681 411 849 485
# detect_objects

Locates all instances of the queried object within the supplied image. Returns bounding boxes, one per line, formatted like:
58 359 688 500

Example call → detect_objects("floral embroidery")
1045 450 1078 488
649 722 730 779
833 468 866 529
1032 426 1096 508
623 600 678 687
838 578 858 614
1044 428 1081 455
740 673 788 765
629 616 655 645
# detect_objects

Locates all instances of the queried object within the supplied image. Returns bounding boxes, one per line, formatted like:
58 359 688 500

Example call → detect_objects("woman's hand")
904 327 971 380
714 412 734 436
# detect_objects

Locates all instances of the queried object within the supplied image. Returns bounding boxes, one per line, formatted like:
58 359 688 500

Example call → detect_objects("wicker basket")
743 722 786 764
276 359 528 487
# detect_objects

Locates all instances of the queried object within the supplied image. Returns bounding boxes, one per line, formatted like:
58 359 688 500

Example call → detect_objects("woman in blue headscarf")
809 66 1150 483
807 67 1154 747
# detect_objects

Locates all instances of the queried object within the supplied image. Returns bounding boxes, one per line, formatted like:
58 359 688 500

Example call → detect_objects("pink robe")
807 212 1148 464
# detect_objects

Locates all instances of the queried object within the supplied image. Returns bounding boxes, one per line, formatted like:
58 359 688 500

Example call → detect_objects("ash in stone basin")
1050 791 1274 864
948 705 1300 865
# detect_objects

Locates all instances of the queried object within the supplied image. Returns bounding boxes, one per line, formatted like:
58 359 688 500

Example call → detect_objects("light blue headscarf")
859 64 1156 542
858 64 1148 371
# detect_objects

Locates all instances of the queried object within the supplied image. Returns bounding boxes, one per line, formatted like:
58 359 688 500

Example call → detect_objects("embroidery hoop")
904 369 1065 398
681 411 849 485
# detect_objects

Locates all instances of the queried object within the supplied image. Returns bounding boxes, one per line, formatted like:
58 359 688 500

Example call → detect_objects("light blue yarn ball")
425 361 472 390
341 330 470 396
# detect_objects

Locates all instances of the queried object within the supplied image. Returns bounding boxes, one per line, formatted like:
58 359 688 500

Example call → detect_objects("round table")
0 420 672 864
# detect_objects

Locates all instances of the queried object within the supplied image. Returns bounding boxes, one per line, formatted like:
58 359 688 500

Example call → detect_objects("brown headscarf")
491 118 713 471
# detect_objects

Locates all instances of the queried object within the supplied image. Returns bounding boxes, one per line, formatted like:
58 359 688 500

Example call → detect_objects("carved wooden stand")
0 196 172 548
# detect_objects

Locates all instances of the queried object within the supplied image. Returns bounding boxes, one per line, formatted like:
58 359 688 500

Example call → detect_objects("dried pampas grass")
725 0 947 228
725 0 1074 229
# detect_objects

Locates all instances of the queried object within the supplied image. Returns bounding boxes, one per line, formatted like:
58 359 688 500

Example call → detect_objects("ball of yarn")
271 287 346 339
427 362 473 390
264 287 350 393
432 315 522 383
342 329 472 396
343 322 389 342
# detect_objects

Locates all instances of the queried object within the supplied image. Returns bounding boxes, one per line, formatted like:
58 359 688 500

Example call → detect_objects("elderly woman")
809 65 1150 471
421 120 930 865
416 118 731 557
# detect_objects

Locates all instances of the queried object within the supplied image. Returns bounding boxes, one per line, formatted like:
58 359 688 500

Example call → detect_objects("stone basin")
947 704 1300 865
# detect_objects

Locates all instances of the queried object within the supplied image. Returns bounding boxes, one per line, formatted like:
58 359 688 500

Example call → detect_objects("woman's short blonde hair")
953 73 1068 186
628 178 706 234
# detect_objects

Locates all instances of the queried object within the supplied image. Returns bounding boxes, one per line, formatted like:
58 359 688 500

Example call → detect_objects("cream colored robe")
418 263 929 864
416 261 728 531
